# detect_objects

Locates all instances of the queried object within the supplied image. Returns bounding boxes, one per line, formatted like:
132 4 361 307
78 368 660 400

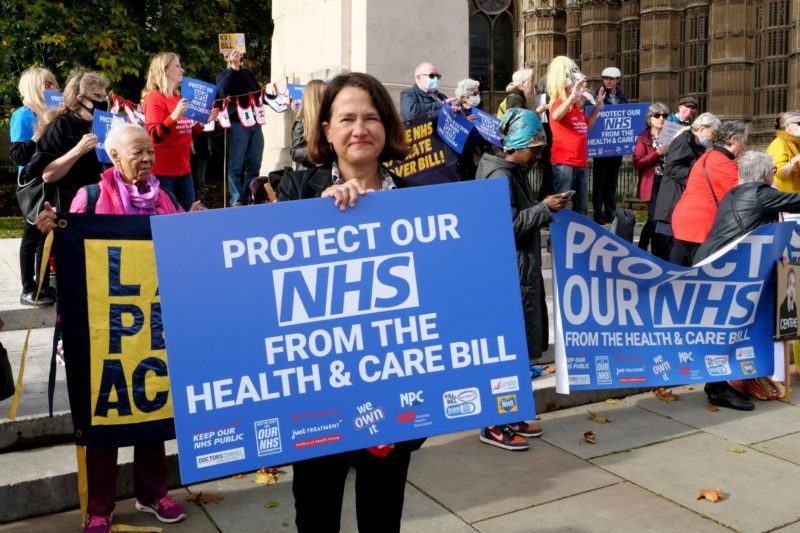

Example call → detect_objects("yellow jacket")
768 131 800 192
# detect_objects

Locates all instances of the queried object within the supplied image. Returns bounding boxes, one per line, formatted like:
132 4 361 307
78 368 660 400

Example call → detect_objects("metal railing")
526 158 640 204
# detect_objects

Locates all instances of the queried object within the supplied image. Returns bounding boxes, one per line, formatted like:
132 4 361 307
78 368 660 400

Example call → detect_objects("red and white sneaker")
480 425 530 451
135 494 186 523
507 421 543 438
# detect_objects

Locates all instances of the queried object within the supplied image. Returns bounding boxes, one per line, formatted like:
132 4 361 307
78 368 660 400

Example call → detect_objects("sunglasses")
44 80 57 89
651 113 668 119
421 73 442 79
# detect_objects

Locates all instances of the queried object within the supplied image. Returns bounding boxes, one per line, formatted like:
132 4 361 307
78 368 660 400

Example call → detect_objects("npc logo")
490 376 519 395
443 387 482 419
705 355 732 376
496 394 518 414
254 418 282 457
399 390 424 407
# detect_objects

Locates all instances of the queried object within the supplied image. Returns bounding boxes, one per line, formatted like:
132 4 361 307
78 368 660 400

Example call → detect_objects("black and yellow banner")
54 214 174 447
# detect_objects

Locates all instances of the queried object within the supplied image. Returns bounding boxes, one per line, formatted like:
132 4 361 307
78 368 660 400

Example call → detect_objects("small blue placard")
92 110 127 164
44 91 64 109
436 105 474 155
586 102 650 158
181 78 217 123
151 179 534 484
472 108 502 148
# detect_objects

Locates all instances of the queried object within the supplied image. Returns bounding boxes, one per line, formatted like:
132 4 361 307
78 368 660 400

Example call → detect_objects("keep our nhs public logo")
273 252 420 326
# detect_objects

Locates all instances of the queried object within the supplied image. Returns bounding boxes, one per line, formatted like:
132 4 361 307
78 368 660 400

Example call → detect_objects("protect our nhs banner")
151 179 533 484
44 91 64 109
472 108 502 148
181 77 217 123
93 111 127 164
551 209 795 393
586 102 649 158
436 105 473 154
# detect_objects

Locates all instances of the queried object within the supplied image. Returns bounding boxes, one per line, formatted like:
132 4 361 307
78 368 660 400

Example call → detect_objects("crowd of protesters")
9 49 800 533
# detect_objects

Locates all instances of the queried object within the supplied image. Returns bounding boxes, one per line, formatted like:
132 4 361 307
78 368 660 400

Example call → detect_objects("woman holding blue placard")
278 72 422 533
143 52 216 210
11 67 59 306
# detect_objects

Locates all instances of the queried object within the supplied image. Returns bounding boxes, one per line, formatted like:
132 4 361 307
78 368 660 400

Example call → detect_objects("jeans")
552 164 588 215
227 121 265 205
156 173 195 211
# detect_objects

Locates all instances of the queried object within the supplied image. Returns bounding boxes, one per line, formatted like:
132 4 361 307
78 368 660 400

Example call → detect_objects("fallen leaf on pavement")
186 491 224 504
583 431 597 444
653 388 679 402
707 404 719 412
605 398 620 404
253 467 280 485
543 366 556 374
696 488 726 502
265 501 280 509
685 386 695 391
232 474 245 479
727 447 746 454
546 402 558 412
587 410 609 423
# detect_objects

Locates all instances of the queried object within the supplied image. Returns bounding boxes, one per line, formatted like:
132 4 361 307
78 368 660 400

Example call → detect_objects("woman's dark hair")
307 72 409 165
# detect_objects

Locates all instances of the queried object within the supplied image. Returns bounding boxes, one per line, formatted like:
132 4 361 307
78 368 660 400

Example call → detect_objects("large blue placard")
92 110 127 164
436 105 473 154
181 77 217 123
151 180 534 484
586 102 650 158
472 107 503 148
551 209 794 393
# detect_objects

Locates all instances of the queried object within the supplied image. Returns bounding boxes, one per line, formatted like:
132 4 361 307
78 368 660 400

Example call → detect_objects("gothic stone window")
756 0 791 115
469 0 516 96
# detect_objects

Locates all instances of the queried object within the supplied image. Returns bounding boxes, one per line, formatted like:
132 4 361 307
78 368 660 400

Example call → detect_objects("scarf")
113 168 160 215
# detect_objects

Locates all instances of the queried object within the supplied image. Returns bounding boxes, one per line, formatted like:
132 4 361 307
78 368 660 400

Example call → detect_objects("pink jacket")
69 167 183 215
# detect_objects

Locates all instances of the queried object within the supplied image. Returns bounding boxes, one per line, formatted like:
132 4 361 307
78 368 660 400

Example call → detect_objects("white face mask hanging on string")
254 90 267 125
237 94 256 127
217 97 232 128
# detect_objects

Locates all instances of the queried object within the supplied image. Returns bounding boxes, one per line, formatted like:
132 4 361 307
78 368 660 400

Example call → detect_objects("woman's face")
166 58 183 85
113 130 156 184
43 75 58 92
323 87 386 169
649 111 667 128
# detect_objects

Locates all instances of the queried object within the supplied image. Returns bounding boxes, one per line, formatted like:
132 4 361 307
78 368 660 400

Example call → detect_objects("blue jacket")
400 85 447 121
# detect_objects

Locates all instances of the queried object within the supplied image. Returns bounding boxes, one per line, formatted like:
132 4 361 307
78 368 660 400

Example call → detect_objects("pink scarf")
113 168 160 215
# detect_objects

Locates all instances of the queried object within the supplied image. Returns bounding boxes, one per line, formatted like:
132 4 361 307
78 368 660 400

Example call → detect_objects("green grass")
0 217 25 238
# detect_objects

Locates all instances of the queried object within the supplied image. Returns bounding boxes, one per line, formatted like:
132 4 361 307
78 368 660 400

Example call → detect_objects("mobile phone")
561 190 576 200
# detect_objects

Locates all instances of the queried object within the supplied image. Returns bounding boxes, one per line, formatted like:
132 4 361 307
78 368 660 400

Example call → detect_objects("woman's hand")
74 133 98 156
543 193 569 213
207 107 220 123
321 181 369 211
170 99 189 121
657 144 669 156
467 114 477 122
189 200 206 212
535 102 549 114
36 202 57 235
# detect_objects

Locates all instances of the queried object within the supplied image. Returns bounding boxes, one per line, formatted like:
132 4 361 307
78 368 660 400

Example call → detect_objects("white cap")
602 67 621 78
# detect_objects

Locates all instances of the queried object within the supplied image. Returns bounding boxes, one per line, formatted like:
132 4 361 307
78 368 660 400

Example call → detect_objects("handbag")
0 342 14 402
16 163 46 225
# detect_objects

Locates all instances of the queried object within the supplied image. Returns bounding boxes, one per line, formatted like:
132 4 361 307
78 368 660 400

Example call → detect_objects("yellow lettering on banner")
85 239 173 426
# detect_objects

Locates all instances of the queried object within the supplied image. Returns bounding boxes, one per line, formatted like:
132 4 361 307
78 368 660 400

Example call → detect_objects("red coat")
672 148 739 244
632 128 661 202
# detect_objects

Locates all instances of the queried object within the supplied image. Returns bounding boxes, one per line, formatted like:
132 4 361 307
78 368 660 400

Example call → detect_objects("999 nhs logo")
443 387 482 419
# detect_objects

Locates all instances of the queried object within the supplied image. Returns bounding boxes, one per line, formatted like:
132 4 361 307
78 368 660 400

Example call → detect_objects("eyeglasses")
651 113 668 119
43 80 57 89
421 73 442 79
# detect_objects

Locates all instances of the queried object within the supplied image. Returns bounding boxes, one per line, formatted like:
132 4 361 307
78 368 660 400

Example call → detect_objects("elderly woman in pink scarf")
35 123 202 533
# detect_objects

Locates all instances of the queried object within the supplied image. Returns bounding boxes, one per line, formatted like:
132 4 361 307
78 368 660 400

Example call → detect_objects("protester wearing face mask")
767 111 800 193
400 62 450 121
455 78 481 120
24 70 108 214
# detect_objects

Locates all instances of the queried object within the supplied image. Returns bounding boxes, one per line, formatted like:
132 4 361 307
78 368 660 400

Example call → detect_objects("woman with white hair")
767 111 800 193
454 78 481 120
36 124 202 533
496 68 533 120
11 66 59 306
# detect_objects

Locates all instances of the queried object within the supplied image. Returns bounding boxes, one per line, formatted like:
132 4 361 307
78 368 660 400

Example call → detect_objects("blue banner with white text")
93 111 127 164
181 77 217 123
436 105 473 154
552 210 794 392
587 103 650 158
151 180 534 484
472 108 503 148
45 91 64 109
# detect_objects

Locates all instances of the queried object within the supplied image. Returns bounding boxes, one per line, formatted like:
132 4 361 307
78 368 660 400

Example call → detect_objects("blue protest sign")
151 180 534 484
551 209 795 393
472 107 502 148
288 84 305 102
181 78 217 123
586 102 649 158
92 110 127 164
436 105 474 154
44 91 64 109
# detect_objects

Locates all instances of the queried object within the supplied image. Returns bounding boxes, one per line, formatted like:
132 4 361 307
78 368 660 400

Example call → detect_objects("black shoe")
20 291 54 307
593 214 606 225
707 389 755 411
